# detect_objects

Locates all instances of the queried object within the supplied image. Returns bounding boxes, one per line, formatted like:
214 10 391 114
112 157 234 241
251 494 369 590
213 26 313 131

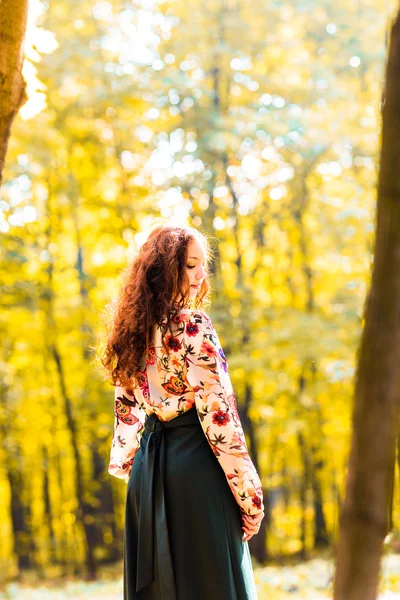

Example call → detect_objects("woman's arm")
108 384 145 483
183 311 264 537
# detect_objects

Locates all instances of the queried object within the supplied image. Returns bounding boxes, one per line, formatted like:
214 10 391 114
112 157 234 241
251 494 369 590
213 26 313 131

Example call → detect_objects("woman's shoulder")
176 307 213 328
168 308 215 342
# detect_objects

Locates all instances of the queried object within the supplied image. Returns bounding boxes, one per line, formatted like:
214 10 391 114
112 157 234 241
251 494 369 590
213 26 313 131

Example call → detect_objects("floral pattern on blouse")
108 308 264 527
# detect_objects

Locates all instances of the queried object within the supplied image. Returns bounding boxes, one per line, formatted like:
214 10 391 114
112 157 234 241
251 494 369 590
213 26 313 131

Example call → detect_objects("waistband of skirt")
144 406 198 432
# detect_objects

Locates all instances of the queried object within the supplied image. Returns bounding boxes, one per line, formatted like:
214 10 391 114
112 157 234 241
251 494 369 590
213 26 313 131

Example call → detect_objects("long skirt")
123 407 258 600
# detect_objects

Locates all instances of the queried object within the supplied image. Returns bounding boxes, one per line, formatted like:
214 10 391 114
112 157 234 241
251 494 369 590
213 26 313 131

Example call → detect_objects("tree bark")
238 382 269 563
51 344 97 579
333 12 400 600
0 354 36 572
70 186 120 563
6 464 35 570
310 446 330 549
281 456 290 512
0 0 29 184
40 187 97 579
91 441 122 563
297 430 311 560
42 444 57 565
293 175 330 551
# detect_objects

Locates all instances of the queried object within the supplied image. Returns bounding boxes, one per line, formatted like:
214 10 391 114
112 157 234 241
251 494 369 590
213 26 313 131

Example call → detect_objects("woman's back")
133 308 229 421
109 307 263 528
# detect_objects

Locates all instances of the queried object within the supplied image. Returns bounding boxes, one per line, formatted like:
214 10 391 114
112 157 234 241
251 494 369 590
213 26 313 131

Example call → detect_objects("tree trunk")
40 188 97 579
0 365 35 573
281 456 290 512
333 13 400 600
297 431 311 560
91 442 122 563
398 434 400 502
309 366 330 549
293 179 330 552
53 439 69 569
238 382 269 563
70 191 120 563
42 444 57 565
6 448 36 571
311 461 330 549
51 344 97 579
0 0 28 184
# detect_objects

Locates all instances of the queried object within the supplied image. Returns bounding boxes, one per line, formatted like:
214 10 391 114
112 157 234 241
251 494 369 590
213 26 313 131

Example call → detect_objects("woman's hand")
241 511 264 542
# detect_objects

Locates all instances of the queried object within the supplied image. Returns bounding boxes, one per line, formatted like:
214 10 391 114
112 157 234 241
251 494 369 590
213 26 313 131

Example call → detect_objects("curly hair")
101 225 212 388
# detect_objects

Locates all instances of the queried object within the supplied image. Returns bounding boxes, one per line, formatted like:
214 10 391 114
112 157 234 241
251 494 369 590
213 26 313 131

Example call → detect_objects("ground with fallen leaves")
1 555 399 599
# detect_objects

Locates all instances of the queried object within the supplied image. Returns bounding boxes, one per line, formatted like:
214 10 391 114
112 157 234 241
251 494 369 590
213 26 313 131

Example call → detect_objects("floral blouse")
109 308 264 529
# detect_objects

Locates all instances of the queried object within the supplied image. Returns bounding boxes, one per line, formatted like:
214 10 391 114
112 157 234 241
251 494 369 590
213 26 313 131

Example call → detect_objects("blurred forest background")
1 0 400 595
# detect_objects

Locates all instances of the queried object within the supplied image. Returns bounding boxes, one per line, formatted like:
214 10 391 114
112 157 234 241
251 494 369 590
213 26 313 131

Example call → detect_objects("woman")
102 225 264 600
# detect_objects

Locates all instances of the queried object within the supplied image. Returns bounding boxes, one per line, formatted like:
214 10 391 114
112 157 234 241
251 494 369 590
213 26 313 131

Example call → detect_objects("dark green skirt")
123 407 258 600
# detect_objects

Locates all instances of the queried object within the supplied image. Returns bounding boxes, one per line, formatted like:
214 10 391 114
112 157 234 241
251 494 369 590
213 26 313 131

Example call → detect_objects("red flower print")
115 401 140 426
173 310 191 324
186 322 199 337
201 340 216 357
252 495 262 509
122 457 134 471
137 370 150 401
166 335 182 352
137 371 146 386
212 410 231 427
146 343 156 365
179 309 191 322
162 376 188 396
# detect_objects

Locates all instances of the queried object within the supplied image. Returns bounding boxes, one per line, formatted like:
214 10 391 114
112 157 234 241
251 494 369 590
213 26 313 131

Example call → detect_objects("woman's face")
185 238 207 299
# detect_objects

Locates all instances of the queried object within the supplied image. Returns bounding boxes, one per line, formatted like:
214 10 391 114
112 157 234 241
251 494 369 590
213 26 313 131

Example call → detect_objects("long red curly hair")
101 225 212 388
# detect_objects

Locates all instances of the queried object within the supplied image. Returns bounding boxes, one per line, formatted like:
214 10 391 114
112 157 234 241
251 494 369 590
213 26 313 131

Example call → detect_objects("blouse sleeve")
108 384 145 483
183 311 264 526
